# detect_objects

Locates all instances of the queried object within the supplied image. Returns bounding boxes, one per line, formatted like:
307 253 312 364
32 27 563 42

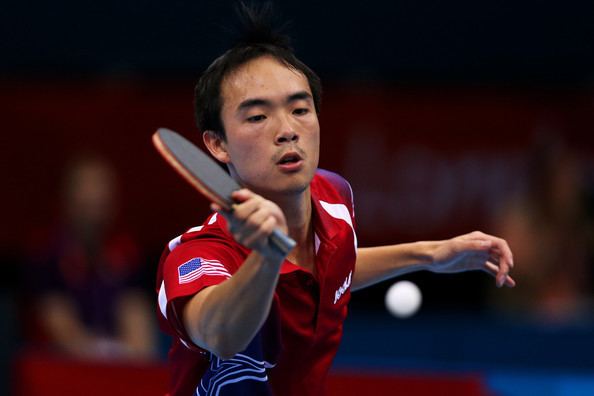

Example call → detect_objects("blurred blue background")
2 1 594 395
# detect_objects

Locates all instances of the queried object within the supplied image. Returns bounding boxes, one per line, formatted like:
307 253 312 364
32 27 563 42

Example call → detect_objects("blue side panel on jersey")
195 334 274 396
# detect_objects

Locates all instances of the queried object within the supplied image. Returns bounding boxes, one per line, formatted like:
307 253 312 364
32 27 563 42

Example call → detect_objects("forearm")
352 241 436 291
183 250 283 359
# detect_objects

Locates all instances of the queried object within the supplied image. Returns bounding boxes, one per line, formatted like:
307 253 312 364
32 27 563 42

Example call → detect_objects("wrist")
253 247 286 268
411 241 438 272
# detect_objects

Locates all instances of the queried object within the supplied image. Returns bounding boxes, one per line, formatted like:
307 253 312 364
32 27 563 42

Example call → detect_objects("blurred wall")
2 81 593 253
2 1 594 393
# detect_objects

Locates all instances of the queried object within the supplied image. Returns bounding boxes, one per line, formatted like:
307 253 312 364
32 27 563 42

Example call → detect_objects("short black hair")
194 2 321 139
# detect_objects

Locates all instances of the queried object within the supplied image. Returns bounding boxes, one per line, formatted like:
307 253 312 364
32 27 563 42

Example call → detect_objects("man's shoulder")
164 212 235 255
313 169 354 208
156 212 245 283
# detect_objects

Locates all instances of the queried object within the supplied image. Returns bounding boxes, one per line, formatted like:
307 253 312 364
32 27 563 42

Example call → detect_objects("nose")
276 130 299 144
275 116 299 144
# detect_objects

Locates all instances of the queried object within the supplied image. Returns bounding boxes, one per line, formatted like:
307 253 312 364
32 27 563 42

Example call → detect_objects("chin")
258 173 313 199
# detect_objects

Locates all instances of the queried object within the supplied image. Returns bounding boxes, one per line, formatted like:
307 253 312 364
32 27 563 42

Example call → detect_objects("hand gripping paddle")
152 128 296 256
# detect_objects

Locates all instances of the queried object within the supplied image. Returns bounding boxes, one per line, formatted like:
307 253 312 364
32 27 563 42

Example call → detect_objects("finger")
210 202 225 214
210 202 233 222
488 253 500 266
231 200 280 242
246 203 279 228
212 200 246 234
489 245 514 269
486 249 511 288
489 236 514 268
483 262 516 288
483 238 513 286
461 232 514 269
482 261 498 276
232 195 264 221
231 188 255 203
241 215 277 248
485 255 509 287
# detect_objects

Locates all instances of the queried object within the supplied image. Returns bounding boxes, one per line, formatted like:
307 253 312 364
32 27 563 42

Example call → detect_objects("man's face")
216 55 320 199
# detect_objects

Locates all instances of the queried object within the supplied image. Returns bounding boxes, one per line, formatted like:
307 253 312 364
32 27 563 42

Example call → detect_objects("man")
31 156 156 360
156 5 515 395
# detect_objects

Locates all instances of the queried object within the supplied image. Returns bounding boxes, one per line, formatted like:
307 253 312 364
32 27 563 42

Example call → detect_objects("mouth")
276 151 304 172
277 152 303 164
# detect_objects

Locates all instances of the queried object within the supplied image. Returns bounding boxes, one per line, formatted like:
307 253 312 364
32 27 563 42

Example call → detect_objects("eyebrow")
237 91 313 112
287 91 313 103
237 98 270 112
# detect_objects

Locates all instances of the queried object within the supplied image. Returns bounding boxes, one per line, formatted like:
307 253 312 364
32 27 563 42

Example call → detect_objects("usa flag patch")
177 258 230 284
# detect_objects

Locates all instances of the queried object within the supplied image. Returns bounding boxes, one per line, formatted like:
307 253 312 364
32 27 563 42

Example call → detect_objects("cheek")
229 141 257 163
227 138 271 174
305 119 320 151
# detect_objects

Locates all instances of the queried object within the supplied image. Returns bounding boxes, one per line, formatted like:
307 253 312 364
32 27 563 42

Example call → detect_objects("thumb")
210 203 232 221
231 188 253 204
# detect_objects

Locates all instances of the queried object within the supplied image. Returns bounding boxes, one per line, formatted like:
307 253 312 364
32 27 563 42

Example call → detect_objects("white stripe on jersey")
319 200 358 251
158 280 168 319
314 232 320 254
168 235 183 251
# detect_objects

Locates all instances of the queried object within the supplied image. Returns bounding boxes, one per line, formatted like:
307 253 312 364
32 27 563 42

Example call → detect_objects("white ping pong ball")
385 281 422 318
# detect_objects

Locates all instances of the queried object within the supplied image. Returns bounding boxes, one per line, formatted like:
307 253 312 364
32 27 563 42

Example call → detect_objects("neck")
274 188 312 246
273 188 315 272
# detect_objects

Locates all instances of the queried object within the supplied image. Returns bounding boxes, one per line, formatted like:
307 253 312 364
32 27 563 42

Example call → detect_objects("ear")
203 131 230 164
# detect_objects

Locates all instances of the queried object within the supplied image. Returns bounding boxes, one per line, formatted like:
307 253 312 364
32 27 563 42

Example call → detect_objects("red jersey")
156 169 357 396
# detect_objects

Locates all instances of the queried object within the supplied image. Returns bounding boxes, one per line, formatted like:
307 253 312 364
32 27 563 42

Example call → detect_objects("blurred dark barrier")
337 312 594 371
12 351 487 396
332 311 594 395
327 371 486 395
14 346 594 395
13 352 169 396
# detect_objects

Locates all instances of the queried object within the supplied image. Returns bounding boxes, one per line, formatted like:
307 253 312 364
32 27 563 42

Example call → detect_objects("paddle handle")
270 229 297 256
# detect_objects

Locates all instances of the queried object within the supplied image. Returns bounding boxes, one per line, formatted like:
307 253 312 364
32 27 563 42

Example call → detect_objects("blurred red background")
3 79 592 254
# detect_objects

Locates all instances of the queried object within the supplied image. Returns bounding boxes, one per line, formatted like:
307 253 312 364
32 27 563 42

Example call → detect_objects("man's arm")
38 293 99 357
352 231 515 291
39 291 157 360
182 189 288 360
117 289 158 359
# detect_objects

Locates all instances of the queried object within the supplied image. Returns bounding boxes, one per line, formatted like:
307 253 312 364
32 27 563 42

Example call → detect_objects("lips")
276 151 304 172
277 152 303 165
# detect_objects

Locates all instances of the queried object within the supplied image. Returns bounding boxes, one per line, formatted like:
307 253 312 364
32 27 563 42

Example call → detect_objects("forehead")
221 56 311 108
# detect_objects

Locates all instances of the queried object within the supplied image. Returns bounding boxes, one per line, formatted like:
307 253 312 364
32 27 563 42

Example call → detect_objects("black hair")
194 2 322 139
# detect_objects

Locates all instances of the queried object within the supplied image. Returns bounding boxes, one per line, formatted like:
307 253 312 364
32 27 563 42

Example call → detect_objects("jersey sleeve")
157 232 245 349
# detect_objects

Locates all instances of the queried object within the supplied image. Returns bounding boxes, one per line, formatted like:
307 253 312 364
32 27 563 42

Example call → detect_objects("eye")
293 108 309 116
247 114 266 123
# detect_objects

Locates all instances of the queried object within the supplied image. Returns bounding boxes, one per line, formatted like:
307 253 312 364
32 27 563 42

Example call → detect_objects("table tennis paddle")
152 127 296 255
